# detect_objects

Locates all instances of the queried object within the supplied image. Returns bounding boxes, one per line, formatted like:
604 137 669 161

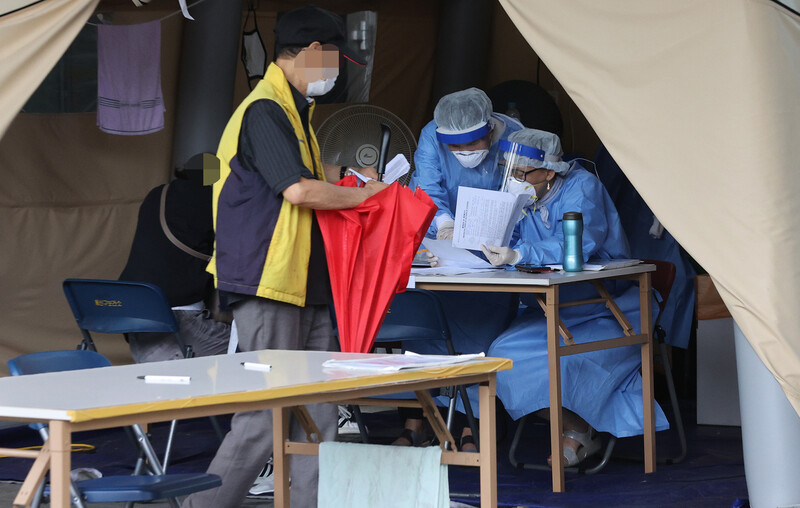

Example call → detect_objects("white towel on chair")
318 442 448 508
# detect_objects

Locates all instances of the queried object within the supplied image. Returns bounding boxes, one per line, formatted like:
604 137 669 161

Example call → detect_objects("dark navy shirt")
119 180 214 307
237 84 331 306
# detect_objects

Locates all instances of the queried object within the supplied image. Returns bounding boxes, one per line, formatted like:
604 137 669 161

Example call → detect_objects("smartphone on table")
514 264 555 274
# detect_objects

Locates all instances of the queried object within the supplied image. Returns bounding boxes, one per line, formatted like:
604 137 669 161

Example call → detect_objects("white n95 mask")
453 149 489 168
505 177 537 208
306 76 337 97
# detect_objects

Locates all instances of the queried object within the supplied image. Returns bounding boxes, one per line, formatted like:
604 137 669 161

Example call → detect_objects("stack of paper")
452 187 530 250
546 259 642 271
422 238 496 270
322 352 486 372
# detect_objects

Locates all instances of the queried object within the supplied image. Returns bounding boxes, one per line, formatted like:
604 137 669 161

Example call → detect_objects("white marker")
137 375 191 385
242 362 272 372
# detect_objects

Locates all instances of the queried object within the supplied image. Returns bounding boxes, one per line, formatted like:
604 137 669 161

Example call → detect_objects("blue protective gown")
411 113 524 238
487 166 669 437
594 144 696 348
405 113 524 358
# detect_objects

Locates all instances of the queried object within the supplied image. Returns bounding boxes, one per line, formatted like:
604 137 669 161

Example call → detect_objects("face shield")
498 139 548 192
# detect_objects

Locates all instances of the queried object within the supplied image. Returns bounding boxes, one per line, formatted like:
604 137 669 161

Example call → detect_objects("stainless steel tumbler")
562 211 584 272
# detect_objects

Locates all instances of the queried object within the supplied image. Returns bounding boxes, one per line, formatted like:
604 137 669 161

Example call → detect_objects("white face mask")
453 149 489 169
306 76 337 97
505 177 537 208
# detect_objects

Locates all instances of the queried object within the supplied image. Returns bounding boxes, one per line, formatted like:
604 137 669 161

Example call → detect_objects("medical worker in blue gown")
394 88 523 448
480 128 669 466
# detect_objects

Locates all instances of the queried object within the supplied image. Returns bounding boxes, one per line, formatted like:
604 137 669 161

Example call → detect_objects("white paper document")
546 258 642 271
344 154 410 185
422 238 497 270
322 352 486 372
383 153 411 184
409 266 498 277
452 187 530 250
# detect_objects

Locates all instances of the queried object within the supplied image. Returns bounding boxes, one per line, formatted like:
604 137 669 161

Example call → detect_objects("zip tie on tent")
0 443 96 459
86 0 209 26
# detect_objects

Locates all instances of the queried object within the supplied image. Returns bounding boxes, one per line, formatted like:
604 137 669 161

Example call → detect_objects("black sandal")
392 428 421 447
459 434 478 453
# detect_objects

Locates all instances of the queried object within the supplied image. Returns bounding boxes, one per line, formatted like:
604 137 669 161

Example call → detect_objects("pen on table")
416 248 428 254
137 375 191 384
241 362 272 372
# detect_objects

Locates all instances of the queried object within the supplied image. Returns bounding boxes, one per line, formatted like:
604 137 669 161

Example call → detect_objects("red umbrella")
317 176 436 353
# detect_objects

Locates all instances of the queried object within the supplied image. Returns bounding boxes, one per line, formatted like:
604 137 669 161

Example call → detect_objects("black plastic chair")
61 278 224 469
8 350 221 507
508 259 687 473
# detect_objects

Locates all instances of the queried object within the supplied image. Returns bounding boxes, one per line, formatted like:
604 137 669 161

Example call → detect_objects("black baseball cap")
274 6 365 65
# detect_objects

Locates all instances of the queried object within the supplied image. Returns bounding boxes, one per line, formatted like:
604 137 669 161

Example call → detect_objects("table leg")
640 272 656 473
546 286 565 492
13 441 51 507
273 407 291 508
478 377 497 508
49 420 71 508
415 390 456 449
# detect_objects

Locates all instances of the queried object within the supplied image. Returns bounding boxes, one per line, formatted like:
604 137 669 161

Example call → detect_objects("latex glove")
426 251 440 267
480 244 522 266
436 221 455 241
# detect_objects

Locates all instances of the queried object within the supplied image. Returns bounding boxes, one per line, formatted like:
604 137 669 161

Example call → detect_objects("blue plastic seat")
53 474 222 503
8 349 221 507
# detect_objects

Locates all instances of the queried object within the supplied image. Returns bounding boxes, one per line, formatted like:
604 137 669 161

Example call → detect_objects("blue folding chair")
61 279 224 469
8 350 221 507
62 279 190 357
337 289 479 449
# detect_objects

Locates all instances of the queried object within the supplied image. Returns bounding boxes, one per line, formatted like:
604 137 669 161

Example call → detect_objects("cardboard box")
695 274 741 426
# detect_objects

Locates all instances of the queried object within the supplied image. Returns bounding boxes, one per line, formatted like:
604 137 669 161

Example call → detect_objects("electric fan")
316 105 417 186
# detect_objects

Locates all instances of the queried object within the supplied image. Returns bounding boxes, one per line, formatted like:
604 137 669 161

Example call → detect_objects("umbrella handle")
377 123 391 182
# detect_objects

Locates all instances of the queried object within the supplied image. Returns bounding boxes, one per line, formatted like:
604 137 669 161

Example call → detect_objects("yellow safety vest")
207 62 324 306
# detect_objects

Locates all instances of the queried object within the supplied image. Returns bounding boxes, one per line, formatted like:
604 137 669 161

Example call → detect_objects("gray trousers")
128 309 230 363
184 298 338 508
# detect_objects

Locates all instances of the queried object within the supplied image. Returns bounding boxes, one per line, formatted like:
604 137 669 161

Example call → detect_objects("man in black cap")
184 6 385 508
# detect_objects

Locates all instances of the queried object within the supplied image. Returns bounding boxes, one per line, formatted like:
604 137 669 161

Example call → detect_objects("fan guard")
316 105 417 186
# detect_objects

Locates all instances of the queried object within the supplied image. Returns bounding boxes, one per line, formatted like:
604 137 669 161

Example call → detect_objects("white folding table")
0 349 511 507
412 264 657 492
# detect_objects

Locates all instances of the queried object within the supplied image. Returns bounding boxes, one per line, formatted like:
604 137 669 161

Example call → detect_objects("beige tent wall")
0 0 442 373
486 2 599 159
0 5 184 372
499 0 800 415
0 0 100 138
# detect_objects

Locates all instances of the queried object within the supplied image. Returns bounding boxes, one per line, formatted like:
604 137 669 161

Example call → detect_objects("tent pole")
431 0 492 104
172 0 242 169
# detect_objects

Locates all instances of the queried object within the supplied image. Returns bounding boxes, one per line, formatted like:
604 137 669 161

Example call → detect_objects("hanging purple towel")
97 20 165 135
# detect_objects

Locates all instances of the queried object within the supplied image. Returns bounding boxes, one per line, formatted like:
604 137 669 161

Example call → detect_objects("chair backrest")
641 259 677 314
8 350 112 376
375 289 452 351
63 279 179 335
